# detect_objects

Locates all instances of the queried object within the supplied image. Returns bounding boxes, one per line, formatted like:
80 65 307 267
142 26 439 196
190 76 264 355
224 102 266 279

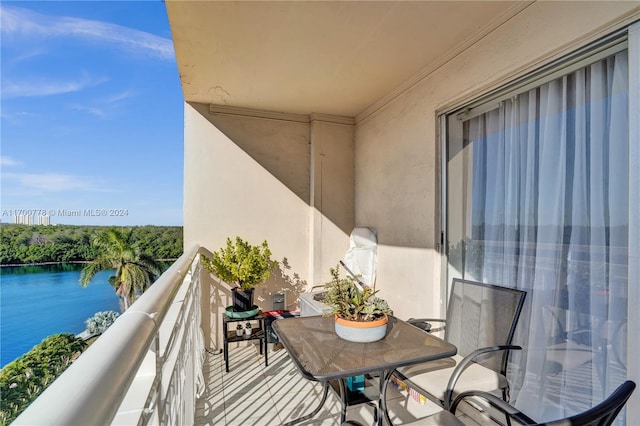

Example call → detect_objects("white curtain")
458 51 629 422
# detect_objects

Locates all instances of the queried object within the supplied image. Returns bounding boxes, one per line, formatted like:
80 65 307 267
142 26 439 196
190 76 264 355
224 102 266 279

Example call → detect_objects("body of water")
0 264 120 367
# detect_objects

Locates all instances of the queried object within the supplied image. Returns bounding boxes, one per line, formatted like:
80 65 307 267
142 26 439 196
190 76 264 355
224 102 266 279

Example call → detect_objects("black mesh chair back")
451 380 635 426
445 279 526 373
394 279 527 410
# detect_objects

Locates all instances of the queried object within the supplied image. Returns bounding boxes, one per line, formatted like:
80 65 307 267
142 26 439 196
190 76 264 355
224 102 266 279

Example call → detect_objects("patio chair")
392 278 527 410
342 380 635 426
539 298 627 387
450 380 636 426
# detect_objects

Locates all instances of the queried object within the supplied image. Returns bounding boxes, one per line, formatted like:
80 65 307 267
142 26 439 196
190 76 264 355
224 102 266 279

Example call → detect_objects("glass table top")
272 315 457 381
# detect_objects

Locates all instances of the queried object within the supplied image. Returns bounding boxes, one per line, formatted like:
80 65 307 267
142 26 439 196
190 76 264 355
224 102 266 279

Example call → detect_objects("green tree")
0 334 86 425
0 224 182 266
79 228 162 310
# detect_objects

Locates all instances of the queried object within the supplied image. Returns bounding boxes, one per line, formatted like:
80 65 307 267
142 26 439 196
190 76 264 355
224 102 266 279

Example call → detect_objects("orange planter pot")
334 314 388 342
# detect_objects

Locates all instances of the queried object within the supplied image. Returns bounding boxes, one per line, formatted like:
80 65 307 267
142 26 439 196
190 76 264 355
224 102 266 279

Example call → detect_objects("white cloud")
8 49 47 65
0 111 38 126
68 104 107 118
65 89 137 118
106 90 136 104
0 5 174 60
2 172 111 192
1 75 108 98
0 156 23 167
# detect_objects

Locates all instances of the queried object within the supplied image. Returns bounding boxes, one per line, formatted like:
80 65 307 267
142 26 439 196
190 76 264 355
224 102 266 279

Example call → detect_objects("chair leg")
502 388 512 426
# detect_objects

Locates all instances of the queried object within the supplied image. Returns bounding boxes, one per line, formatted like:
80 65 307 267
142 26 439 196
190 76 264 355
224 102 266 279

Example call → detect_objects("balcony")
16 245 631 425
196 344 493 426
166 2 638 422
13 246 475 425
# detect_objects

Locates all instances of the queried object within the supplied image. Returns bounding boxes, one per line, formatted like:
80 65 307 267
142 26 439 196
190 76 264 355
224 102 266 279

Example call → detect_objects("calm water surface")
0 264 120 367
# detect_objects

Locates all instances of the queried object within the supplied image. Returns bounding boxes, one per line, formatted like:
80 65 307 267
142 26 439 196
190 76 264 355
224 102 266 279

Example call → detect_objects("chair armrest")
408 318 446 323
443 345 522 409
450 390 537 425
407 318 446 333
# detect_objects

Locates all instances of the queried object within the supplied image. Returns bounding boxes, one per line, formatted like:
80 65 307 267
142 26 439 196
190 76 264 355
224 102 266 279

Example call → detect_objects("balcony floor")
195 343 490 426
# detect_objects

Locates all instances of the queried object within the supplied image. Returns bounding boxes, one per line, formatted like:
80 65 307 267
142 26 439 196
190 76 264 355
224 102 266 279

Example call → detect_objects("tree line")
0 225 184 423
0 224 183 265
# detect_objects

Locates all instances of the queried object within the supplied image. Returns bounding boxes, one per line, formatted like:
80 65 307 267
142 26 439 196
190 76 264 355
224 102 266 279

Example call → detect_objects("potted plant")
322 265 392 343
202 237 276 312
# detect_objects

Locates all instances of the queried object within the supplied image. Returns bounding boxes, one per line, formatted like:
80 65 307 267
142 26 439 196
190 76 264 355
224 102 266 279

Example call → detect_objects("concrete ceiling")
166 1 529 119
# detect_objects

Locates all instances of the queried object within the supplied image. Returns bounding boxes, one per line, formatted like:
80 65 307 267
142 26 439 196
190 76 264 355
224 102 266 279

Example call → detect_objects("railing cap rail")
13 244 206 425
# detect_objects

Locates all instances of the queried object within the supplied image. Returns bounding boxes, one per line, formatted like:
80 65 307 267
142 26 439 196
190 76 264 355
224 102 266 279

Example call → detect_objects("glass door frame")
438 22 639 423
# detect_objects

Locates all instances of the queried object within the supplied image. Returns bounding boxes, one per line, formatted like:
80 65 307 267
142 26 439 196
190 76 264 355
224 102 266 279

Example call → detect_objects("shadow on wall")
207 257 307 349
258 257 308 311
207 258 307 313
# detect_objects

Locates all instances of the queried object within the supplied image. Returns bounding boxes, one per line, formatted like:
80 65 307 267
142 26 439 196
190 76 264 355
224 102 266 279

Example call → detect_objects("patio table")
272 315 457 426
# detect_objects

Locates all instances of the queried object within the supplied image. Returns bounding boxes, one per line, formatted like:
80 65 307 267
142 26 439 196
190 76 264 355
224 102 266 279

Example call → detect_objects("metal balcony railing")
14 245 212 425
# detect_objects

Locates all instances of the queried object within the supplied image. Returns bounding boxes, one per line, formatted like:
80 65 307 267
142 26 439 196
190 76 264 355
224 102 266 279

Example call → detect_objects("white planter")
334 315 388 343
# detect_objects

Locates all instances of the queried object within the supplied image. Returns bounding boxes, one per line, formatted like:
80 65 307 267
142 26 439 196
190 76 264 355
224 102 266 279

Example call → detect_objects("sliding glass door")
445 42 631 422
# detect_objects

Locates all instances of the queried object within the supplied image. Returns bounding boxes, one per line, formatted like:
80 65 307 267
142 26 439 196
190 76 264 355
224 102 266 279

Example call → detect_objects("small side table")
222 312 268 373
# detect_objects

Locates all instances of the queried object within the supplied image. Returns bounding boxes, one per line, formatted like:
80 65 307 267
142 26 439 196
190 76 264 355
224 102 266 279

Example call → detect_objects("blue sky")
1 1 183 226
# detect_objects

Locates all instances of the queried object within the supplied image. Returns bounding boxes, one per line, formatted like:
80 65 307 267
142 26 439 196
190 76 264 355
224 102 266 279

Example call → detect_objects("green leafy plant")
322 265 391 322
0 334 87 425
201 237 275 291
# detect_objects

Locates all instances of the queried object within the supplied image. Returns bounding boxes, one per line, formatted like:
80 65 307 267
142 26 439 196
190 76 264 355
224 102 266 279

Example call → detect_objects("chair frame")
397 278 527 409
450 380 636 426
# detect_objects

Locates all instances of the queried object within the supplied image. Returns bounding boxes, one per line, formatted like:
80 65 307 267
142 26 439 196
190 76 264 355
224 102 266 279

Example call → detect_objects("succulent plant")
322 265 392 321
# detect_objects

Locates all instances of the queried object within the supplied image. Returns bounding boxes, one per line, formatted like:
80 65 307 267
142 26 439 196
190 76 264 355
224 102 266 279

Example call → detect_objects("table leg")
282 381 330 426
336 379 379 424
380 370 393 426
338 379 348 423
224 340 229 373
264 319 269 367
223 321 230 373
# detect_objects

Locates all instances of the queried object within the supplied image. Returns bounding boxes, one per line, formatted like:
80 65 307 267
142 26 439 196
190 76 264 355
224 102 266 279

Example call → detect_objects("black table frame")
222 312 268 373
272 315 457 426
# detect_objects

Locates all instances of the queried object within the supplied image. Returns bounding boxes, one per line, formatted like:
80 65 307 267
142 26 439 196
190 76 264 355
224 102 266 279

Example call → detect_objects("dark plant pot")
232 287 254 312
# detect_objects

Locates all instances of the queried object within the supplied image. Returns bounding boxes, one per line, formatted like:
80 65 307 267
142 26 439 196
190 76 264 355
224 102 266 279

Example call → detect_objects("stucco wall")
355 1 639 320
183 103 356 311
310 119 356 284
183 103 312 312
205 109 311 204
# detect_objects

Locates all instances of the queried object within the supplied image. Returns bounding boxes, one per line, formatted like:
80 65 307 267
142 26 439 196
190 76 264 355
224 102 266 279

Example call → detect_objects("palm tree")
79 228 162 311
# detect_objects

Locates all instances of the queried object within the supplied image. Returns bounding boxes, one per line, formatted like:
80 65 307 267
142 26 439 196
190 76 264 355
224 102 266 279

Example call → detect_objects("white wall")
183 104 356 310
355 1 639 320
310 118 355 285
205 108 311 203
183 103 312 311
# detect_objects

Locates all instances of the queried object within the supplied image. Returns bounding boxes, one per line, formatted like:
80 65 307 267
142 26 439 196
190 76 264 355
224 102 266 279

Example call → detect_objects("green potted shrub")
202 237 275 312
322 264 392 342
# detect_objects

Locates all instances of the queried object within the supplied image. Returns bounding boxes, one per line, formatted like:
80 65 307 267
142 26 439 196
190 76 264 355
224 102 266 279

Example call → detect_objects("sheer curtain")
455 51 629 422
